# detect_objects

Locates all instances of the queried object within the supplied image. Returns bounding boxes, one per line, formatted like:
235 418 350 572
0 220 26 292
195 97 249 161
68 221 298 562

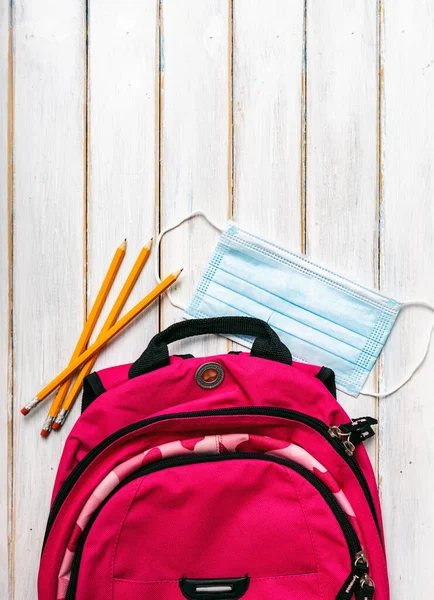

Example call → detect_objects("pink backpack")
39 317 388 600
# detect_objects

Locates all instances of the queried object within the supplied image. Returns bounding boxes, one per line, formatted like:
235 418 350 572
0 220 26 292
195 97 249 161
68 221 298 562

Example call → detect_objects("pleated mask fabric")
185 223 401 396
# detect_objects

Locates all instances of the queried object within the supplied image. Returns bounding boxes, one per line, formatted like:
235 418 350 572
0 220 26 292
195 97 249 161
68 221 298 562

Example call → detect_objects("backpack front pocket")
65 454 371 600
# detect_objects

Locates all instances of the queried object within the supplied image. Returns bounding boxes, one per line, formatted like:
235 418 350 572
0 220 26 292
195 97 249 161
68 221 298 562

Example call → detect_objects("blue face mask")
156 213 433 397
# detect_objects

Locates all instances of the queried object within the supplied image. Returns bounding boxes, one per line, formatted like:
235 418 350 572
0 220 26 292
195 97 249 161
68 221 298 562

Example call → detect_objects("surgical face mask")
156 212 434 397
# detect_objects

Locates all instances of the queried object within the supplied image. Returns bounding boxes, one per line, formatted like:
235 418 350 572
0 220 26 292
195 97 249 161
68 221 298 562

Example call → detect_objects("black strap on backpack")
128 316 292 379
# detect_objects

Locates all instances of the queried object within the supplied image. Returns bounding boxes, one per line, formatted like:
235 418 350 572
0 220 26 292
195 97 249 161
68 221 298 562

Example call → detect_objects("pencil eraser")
52 422 61 431
21 407 29 416
40 429 50 438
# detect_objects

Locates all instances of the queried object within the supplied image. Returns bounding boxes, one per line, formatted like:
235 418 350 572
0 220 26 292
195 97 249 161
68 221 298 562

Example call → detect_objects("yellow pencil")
21 269 182 415
52 239 153 431
39 239 127 435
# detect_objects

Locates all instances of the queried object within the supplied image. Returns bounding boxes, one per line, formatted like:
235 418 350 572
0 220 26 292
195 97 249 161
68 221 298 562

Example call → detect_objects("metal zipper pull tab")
328 425 356 456
353 550 369 575
329 416 377 456
357 574 375 599
335 551 371 599
354 552 375 599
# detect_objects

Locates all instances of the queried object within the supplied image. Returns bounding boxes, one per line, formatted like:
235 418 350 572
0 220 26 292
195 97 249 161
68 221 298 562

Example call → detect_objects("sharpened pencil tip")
174 268 183 279
145 238 153 249
120 239 127 250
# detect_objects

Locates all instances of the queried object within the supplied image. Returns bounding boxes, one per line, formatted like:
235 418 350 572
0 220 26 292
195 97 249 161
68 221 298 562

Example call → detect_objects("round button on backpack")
39 317 388 600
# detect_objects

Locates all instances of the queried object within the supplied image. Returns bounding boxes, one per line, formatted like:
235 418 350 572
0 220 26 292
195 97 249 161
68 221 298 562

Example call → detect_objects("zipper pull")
335 551 370 599
329 417 377 456
356 574 375 599
335 551 376 599
354 552 375 600
328 425 356 456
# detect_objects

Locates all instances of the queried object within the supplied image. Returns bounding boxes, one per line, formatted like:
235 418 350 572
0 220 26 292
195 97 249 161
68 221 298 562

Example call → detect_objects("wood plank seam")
7 2 15 596
157 0 164 334
227 0 234 220
300 0 307 255
84 0 90 325
227 0 233 354
377 0 385 489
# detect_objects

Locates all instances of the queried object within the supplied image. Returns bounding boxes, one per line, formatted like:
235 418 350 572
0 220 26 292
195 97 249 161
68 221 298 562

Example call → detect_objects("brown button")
202 368 218 383
195 362 225 389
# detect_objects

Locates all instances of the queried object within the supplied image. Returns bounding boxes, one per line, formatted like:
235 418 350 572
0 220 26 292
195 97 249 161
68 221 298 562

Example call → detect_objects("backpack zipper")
328 417 378 456
64 452 372 600
44 407 382 550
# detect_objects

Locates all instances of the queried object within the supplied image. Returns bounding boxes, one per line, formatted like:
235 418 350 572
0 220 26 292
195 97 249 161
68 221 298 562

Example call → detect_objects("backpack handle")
128 316 292 379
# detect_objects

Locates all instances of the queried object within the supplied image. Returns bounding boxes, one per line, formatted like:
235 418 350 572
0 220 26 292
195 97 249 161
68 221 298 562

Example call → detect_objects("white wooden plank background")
11 2 85 598
0 1 11 596
160 0 230 356
306 0 379 460
379 1 434 595
86 0 158 370
1 0 434 597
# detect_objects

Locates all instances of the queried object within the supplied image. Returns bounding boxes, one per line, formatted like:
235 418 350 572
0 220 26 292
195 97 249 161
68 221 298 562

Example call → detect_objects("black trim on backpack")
81 372 106 413
315 367 337 398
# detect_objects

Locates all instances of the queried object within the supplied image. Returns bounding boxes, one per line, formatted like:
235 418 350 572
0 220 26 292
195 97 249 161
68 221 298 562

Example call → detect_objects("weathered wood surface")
379 1 434 596
11 1 85 599
1 1 11 596
306 0 379 458
1 1 433 597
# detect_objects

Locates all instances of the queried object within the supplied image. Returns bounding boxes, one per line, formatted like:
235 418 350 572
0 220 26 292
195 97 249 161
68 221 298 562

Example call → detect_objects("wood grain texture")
305 0 379 449
379 1 434 595
86 0 159 374
11 0 85 596
159 0 230 356
0 1 11 596
232 0 304 247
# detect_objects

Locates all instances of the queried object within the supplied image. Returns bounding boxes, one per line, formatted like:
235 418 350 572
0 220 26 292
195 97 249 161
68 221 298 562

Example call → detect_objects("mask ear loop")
155 210 225 311
359 300 434 398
